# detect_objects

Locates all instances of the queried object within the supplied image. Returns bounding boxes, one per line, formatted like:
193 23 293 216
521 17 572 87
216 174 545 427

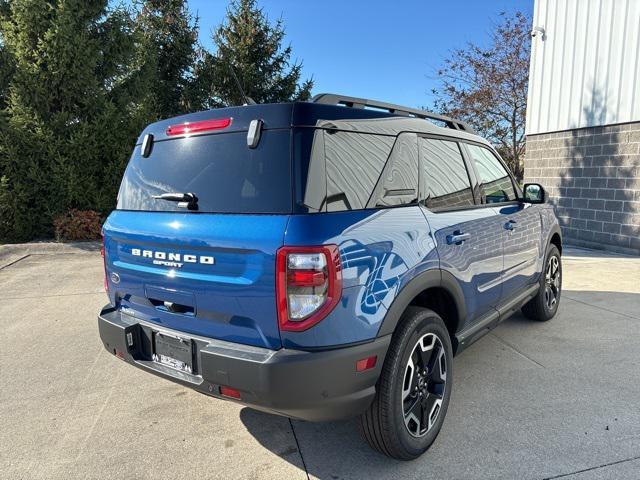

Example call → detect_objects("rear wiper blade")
153 192 199 211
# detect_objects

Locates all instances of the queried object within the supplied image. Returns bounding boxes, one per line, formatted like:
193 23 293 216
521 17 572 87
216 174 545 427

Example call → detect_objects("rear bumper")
98 306 390 421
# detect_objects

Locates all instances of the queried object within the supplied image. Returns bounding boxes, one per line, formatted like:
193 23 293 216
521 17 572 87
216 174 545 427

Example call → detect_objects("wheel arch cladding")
377 269 466 352
550 230 562 254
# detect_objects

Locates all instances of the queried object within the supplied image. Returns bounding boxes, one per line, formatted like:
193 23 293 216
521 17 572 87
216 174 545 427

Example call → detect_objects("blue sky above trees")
188 0 533 109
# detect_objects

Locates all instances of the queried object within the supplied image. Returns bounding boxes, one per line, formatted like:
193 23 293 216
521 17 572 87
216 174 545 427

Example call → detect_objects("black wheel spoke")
429 344 445 383
428 380 445 397
423 392 440 415
403 396 423 436
419 342 437 372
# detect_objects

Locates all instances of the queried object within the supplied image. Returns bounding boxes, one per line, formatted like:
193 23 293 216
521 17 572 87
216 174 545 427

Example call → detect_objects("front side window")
419 138 474 210
466 144 516 204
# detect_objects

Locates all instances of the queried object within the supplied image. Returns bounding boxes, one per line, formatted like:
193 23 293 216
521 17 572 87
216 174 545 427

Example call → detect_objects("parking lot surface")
1 244 639 480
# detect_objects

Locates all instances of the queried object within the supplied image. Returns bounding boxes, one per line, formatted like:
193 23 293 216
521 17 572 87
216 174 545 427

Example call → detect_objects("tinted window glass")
324 131 395 211
467 144 516 203
117 130 291 214
419 138 474 209
297 128 327 213
367 133 419 208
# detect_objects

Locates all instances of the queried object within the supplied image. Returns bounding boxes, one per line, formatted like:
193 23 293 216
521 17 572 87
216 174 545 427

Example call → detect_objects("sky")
188 0 533 110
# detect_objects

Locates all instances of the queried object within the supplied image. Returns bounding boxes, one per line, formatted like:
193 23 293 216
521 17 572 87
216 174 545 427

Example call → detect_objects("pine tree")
194 0 313 108
0 0 153 241
135 0 200 119
0 1 12 113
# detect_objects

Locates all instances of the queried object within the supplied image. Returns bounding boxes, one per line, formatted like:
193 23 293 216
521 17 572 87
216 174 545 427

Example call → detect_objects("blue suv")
98 94 562 459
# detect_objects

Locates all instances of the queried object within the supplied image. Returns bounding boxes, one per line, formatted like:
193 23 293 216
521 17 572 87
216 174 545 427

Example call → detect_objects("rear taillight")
276 245 342 332
166 118 232 136
101 232 108 294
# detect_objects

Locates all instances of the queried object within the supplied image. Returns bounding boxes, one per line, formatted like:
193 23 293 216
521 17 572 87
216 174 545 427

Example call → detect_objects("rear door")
418 137 505 328
464 144 542 299
103 117 292 350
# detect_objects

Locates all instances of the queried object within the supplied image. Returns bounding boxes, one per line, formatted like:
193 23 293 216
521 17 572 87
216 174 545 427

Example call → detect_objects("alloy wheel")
544 255 561 310
401 333 447 438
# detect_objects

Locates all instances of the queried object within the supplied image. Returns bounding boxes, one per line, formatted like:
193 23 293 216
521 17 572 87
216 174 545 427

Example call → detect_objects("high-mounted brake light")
276 245 342 332
166 118 232 136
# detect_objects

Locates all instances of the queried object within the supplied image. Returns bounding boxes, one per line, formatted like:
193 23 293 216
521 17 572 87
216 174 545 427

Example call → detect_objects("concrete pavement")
1 244 639 479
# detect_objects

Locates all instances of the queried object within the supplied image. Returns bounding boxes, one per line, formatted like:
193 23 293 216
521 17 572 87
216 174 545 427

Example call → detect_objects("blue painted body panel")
422 207 505 329
282 207 438 348
102 202 557 350
103 211 288 350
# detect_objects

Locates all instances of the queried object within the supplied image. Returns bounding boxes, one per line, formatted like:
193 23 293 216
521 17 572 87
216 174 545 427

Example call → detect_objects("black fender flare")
548 224 562 251
377 269 467 338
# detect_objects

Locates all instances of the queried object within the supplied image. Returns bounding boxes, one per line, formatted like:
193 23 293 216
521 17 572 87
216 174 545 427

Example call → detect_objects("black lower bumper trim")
98 306 391 422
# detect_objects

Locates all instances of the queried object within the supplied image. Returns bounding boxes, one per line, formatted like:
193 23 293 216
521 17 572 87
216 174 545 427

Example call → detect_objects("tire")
521 244 562 322
360 307 453 460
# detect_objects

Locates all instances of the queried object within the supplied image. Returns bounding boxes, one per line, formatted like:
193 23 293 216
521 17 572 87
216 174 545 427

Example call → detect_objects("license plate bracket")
153 332 194 374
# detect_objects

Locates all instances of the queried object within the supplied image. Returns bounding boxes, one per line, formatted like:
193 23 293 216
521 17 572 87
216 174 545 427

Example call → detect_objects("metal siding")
527 0 640 134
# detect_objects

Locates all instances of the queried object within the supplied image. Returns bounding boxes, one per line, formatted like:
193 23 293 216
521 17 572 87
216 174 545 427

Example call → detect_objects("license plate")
153 332 193 373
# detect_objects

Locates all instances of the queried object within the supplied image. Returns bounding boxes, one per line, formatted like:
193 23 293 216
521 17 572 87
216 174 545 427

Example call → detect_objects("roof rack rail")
311 93 476 134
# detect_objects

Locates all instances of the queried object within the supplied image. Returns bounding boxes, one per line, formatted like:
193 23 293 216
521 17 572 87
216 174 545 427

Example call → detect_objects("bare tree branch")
430 11 530 180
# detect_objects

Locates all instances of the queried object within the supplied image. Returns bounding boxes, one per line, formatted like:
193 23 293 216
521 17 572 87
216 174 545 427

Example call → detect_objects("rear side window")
419 138 475 210
299 129 418 212
117 130 292 214
324 131 395 211
466 144 516 204
366 133 419 208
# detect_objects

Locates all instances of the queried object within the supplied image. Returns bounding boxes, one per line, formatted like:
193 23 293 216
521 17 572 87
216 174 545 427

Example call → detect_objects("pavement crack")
563 295 640 320
288 419 310 480
0 254 30 271
542 455 640 479
489 332 546 368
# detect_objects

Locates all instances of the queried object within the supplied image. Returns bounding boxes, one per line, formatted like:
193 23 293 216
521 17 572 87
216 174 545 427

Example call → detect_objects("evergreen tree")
0 1 12 113
195 0 313 108
135 0 200 118
0 0 153 241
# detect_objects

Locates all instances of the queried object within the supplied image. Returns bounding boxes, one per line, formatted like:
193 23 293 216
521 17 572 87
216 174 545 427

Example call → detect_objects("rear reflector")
166 118 232 136
219 386 241 399
356 356 377 372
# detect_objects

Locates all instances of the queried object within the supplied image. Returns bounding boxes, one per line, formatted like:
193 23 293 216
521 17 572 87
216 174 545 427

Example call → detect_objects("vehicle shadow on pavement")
240 408 410 479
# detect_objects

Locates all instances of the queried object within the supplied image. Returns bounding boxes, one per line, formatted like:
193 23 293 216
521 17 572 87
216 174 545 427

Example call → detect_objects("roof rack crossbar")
311 93 475 134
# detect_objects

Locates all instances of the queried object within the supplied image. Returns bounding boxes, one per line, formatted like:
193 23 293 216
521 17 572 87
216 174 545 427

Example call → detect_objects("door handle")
446 232 471 245
504 219 517 231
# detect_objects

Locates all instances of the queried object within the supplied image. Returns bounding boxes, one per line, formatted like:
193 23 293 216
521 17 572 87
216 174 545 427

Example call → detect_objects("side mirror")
523 183 546 204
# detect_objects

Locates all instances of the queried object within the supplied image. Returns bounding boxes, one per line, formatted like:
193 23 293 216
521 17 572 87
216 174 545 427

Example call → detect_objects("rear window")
117 130 292 214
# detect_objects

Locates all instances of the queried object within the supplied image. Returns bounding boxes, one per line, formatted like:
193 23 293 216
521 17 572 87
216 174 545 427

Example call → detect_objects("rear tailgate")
104 212 287 350
104 106 295 349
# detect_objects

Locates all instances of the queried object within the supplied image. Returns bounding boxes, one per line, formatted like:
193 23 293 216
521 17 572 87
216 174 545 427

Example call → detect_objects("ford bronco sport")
98 94 562 460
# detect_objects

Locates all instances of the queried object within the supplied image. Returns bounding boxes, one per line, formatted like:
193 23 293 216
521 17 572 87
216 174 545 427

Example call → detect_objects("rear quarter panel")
282 207 438 348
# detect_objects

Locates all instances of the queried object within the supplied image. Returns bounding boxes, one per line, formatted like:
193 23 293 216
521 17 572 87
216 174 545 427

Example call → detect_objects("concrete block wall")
525 122 640 255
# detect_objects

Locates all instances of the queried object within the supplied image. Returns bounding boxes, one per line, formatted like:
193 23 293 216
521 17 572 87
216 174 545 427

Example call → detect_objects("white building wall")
526 0 640 135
